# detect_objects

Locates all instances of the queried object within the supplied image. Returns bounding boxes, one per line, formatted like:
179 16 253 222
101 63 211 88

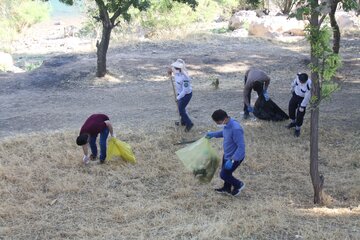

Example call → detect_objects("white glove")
83 155 90 165
299 107 305 112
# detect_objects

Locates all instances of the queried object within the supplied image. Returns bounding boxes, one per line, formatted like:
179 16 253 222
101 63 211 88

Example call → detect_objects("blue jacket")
208 118 245 161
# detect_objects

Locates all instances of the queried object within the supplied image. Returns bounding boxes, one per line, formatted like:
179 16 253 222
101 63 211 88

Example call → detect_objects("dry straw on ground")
0 121 359 239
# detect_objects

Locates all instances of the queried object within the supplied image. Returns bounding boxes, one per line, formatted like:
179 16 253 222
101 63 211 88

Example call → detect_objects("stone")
229 10 257 30
0 52 14 71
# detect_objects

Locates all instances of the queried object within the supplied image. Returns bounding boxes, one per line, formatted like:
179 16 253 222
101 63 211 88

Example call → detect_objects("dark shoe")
232 182 245 196
90 154 97 161
243 113 250 120
294 129 301 137
185 123 194 132
215 187 231 194
175 121 186 126
99 159 105 164
286 122 296 129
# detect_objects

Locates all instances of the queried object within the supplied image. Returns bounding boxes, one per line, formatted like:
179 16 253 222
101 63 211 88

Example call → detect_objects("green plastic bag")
106 137 136 164
176 137 220 183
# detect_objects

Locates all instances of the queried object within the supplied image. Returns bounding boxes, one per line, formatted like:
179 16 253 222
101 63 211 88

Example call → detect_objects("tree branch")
95 0 111 27
319 14 327 26
93 16 101 22
110 1 133 24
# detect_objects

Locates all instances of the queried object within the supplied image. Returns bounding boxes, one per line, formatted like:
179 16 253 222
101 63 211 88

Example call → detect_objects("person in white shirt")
287 73 312 137
167 59 194 132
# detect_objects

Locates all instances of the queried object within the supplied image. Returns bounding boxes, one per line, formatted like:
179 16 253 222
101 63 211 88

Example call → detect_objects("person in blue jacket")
206 109 246 196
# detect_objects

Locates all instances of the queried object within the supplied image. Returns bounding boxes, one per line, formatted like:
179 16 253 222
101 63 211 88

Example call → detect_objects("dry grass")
0 120 359 239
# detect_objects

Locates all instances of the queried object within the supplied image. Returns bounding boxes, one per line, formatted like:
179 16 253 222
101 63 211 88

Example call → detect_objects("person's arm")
82 144 88 156
207 130 223 138
105 120 114 137
243 84 251 107
301 80 312 107
167 66 174 76
291 78 296 93
231 128 245 161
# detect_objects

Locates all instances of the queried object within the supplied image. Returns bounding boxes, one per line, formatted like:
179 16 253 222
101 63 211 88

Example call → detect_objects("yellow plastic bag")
176 137 220 183
106 137 136 164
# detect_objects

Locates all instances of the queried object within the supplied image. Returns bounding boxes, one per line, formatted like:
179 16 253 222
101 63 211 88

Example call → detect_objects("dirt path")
0 33 359 138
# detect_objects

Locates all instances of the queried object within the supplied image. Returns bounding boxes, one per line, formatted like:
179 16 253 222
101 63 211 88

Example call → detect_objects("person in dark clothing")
287 73 312 137
206 109 246 196
243 68 271 119
76 114 114 164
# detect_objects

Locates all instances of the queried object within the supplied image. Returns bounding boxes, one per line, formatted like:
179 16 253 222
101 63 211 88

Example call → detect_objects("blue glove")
205 132 213 139
247 106 253 113
263 89 270 101
224 159 234 170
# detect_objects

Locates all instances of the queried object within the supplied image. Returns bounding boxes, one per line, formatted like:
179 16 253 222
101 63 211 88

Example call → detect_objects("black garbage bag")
253 95 289 121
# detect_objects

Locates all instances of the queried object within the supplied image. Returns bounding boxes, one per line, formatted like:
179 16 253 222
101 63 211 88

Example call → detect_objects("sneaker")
185 123 194 132
90 154 97 161
294 129 301 137
99 159 105 164
83 158 90 165
232 182 245 196
215 187 231 194
243 113 250 120
175 121 186 126
286 122 296 129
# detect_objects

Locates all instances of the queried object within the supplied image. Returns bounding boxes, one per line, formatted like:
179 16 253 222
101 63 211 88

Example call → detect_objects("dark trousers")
288 93 306 127
89 127 109 161
244 84 263 115
178 92 193 128
220 156 243 190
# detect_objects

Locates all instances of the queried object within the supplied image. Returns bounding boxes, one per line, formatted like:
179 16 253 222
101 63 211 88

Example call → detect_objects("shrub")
0 0 49 47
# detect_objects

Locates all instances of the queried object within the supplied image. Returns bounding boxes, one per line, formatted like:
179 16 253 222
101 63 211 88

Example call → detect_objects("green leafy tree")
328 0 358 54
294 0 343 204
61 0 197 77
294 0 359 54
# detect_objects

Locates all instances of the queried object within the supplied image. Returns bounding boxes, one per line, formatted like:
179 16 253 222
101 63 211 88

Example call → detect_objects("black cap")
297 73 308 83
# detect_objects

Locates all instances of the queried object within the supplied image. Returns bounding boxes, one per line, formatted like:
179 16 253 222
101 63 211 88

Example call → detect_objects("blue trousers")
220 156 243 190
89 127 109 161
178 92 193 128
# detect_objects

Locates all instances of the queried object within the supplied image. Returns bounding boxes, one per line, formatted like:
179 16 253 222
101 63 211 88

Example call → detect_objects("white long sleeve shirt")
291 76 312 107
174 72 192 100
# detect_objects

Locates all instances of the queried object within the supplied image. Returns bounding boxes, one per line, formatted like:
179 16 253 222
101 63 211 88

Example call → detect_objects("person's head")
211 109 229 124
253 81 263 95
171 59 186 73
297 73 308 84
76 133 89 146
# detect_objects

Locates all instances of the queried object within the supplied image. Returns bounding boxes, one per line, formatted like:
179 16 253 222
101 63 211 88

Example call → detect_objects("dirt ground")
0 29 359 139
0 19 359 240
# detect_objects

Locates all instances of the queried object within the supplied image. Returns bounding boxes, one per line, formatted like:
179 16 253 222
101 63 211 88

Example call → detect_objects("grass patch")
0 122 359 239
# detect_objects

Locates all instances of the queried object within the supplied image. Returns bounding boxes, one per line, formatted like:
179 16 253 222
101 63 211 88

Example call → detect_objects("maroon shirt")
80 114 109 136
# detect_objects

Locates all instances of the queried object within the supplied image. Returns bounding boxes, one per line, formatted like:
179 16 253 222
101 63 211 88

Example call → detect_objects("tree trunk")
329 0 341 54
310 106 324 204
309 0 324 205
96 24 112 77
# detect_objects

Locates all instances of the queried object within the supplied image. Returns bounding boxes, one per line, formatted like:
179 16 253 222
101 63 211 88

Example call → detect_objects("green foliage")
0 0 49 45
342 0 358 11
305 24 342 101
24 61 43 71
246 0 262 9
77 0 242 37
12 1 49 32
